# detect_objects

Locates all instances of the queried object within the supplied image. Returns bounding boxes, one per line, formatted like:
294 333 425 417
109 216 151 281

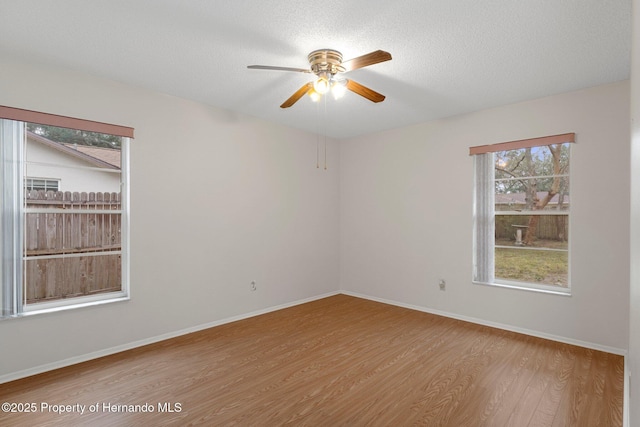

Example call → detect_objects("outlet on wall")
250 280 257 291
439 279 446 291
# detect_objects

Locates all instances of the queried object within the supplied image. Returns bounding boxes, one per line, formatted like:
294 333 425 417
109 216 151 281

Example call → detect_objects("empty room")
1 1 639 426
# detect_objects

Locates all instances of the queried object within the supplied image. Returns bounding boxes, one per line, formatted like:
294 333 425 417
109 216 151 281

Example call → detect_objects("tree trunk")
524 148 537 211
523 144 562 245
555 192 566 241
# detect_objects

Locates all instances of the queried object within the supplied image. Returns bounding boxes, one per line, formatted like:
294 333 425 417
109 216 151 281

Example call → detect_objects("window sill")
1 293 129 321
473 280 571 296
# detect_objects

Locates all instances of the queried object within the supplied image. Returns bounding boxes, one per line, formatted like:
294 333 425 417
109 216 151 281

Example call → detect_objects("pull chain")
316 100 320 169
324 95 328 170
314 93 328 171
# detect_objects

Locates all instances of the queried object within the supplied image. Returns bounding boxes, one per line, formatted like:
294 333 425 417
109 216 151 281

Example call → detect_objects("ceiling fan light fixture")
331 78 347 99
308 89 321 102
313 76 330 94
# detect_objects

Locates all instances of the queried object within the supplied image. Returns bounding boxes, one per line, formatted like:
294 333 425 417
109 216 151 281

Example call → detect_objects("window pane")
495 247 568 287
495 177 570 213
495 214 568 249
24 212 122 255
25 124 121 195
495 212 568 288
495 144 570 180
24 254 121 304
494 143 570 215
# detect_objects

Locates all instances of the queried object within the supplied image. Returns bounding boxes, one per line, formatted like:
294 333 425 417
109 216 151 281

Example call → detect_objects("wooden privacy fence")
495 215 569 241
24 190 122 304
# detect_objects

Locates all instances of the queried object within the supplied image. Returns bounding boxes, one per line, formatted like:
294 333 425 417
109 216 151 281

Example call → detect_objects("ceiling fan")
247 49 392 108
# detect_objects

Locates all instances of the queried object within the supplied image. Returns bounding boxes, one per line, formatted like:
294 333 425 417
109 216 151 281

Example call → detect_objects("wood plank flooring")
0 295 624 426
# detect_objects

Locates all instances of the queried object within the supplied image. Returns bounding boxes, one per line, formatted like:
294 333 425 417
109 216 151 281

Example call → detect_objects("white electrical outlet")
250 280 257 291
439 279 446 291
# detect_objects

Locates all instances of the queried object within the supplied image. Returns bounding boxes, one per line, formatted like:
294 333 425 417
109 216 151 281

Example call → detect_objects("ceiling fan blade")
345 80 386 103
341 50 392 72
247 65 312 73
280 82 314 108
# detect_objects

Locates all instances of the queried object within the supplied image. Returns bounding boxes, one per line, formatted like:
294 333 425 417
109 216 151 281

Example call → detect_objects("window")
472 133 573 294
25 177 60 192
1 106 132 317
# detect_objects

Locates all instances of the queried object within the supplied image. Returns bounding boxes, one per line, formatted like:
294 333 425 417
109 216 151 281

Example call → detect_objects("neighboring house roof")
495 192 570 205
62 143 121 168
27 131 120 170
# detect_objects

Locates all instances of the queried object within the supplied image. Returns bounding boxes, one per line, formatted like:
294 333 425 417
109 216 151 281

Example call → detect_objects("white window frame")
0 112 131 318
471 134 573 296
25 177 60 192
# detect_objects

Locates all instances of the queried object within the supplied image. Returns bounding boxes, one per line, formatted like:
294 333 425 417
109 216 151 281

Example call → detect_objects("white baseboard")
624 357 630 427
0 291 340 385
341 290 628 356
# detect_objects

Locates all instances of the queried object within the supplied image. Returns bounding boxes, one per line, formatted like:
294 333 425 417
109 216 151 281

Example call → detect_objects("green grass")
495 247 568 287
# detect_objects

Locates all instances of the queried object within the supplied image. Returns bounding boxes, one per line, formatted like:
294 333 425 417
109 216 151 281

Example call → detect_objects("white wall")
340 81 630 352
629 0 640 424
0 56 340 380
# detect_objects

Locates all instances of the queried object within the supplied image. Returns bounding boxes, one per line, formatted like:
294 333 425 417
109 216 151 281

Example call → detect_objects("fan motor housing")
308 49 345 75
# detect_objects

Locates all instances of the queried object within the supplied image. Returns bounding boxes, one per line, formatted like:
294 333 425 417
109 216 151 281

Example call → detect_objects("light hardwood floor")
0 295 624 426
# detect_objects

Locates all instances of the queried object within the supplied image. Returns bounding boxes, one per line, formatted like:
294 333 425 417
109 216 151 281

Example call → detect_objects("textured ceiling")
0 0 631 139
